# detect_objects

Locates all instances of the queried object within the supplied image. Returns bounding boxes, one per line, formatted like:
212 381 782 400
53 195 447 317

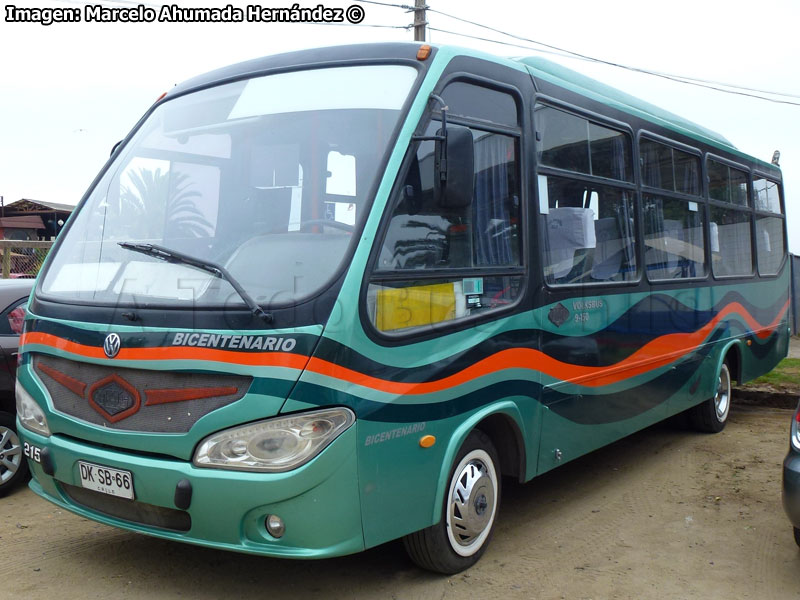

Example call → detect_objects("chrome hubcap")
0 426 22 485
447 449 498 557
714 364 731 422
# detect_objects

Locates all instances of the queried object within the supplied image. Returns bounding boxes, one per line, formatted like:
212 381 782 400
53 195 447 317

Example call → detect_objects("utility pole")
413 0 427 42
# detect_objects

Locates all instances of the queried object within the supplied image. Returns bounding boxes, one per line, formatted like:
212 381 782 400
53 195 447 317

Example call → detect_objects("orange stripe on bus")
19 332 309 369
20 299 788 396
304 300 789 394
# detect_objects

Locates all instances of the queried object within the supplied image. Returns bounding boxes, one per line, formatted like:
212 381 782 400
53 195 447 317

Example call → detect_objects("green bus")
16 43 788 573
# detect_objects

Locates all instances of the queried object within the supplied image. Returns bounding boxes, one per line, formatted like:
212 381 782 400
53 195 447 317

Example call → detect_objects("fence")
0 240 54 279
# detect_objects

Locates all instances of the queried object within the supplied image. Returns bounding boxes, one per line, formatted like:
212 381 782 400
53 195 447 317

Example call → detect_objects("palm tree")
119 167 213 239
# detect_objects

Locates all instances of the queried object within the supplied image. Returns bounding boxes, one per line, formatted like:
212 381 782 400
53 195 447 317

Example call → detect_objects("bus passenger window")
640 139 701 195
541 176 637 285
753 177 785 276
536 106 633 182
710 206 753 277
753 178 782 214
643 196 706 280
756 216 785 275
708 160 749 207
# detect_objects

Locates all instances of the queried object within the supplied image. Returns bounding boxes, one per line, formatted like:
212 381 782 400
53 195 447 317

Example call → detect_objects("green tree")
120 167 212 239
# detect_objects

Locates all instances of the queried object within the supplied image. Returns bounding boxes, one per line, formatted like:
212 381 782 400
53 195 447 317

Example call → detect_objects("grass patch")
741 358 800 394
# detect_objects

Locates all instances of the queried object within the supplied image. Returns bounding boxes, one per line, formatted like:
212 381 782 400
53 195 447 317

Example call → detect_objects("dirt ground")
2 403 799 600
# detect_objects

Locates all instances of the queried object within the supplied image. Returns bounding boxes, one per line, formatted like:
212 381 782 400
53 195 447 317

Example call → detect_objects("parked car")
782 399 800 546
0 279 35 497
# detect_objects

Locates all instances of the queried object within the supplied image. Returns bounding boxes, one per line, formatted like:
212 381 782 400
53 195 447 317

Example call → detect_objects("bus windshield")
40 64 418 309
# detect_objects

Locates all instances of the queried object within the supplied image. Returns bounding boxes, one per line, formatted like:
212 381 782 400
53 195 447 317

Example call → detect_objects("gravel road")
2 404 798 599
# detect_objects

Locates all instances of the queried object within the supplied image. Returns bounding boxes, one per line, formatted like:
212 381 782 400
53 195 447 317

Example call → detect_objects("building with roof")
0 199 74 240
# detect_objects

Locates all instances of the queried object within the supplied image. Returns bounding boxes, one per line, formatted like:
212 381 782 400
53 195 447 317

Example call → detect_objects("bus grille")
33 354 251 433
61 482 191 532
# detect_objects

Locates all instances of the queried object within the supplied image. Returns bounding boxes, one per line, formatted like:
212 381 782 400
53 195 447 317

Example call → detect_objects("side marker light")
419 435 436 448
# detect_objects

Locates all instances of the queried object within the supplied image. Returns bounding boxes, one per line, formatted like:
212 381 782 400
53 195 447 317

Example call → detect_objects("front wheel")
690 360 732 433
403 430 500 574
0 411 29 498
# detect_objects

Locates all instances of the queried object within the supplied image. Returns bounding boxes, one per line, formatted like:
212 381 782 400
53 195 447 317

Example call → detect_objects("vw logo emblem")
103 333 121 359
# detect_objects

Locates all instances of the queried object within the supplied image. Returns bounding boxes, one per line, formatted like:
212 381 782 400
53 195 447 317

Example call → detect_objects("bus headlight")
193 408 355 472
15 380 51 437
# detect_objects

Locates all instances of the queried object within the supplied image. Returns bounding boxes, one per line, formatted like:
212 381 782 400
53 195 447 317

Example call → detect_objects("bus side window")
368 83 524 334
708 158 754 278
536 106 637 286
643 196 706 280
540 176 637 285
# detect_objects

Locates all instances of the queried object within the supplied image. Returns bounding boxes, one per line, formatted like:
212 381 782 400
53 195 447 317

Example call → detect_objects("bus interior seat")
546 207 596 280
709 222 720 252
646 218 683 279
245 187 293 233
591 217 624 281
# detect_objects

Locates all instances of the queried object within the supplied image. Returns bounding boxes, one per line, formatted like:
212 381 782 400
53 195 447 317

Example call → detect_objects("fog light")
266 514 285 538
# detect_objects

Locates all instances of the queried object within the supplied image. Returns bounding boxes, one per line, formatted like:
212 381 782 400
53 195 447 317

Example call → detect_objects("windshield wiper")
118 242 273 323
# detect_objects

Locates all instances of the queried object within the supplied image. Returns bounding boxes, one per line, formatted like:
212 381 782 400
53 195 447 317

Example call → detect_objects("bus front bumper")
20 425 364 559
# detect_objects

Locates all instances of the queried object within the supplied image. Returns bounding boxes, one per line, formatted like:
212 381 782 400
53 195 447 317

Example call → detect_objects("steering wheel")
297 219 355 233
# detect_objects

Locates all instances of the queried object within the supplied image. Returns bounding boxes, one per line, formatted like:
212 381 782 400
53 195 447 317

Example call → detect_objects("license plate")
78 461 134 500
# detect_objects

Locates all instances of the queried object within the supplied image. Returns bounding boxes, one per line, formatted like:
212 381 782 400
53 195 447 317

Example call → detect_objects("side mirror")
434 125 474 208
110 140 122 157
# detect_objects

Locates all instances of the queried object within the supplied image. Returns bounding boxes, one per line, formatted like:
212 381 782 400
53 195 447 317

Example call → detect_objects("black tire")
689 359 732 433
0 411 29 498
794 527 800 548
403 429 500 574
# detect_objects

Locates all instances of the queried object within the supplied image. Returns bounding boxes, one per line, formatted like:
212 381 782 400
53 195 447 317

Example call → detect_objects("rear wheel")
690 359 732 433
403 430 500 574
794 527 800 548
0 411 29 498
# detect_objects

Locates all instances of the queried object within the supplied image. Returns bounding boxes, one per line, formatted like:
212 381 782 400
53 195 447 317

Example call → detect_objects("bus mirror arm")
410 94 474 208
411 94 448 183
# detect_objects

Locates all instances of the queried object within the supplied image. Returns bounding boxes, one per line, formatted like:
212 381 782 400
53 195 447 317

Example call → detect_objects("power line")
427 7 800 105
643 71 800 100
43 0 800 105
356 0 415 9
427 25 800 107
315 22 410 29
